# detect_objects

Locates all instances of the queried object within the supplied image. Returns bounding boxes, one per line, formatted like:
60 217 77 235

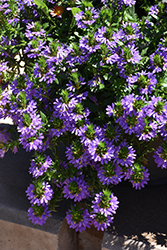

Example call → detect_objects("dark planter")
58 218 104 250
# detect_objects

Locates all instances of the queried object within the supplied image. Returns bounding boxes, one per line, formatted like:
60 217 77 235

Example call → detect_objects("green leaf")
40 111 48 124
34 0 49 16
141 47 148 56
124 6 137 22
12 47 19 54
82 0 93 8
47 37 53 43
151 14 158 20
160 72 167 88
99 83 105 90
71 7 81 16
102 189 111 198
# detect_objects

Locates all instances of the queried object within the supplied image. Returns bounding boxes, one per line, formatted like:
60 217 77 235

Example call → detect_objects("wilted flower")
50 6 65 17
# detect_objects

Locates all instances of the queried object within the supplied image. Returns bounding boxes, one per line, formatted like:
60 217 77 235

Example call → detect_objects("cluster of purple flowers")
66 190 119 232
29 154 53 178
25 181 53 225
74 7 99 29
0 0 167 232
90 191 119 231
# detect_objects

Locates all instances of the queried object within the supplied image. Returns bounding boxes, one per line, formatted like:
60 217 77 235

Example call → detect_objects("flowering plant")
0 0 167 232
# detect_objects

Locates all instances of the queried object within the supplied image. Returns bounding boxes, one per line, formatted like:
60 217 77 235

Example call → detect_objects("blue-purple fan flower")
97 164 123 185
154 143 167 169
65 141 91 169
88 138 114 164
104 124 122 143
91 191 119 216
127 72 157 95
66 205 92 232
149 46 167 73
74 7 99 29
90 213 114 231
143 96 167 124
80 123 104 147
148 4 159 16
136 118 158 141
63 176 90 202
0 128 12 158
26 182 54 206
130 167 149 190
25 21 46 40
114 141 136 167
29 155 53 178
90 190 119 231
27 204 51 226
79 35 100 53
124 164 150 190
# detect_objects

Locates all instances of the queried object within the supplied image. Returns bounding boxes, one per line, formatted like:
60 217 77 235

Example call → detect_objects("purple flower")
128 165 150 190
66 205 91 232
49 116 70 137
26 182 54 206
0 62 9 72
106 104 116 117
79 35 100 53
159 121 167 139
150 97 167 122
123 0 136 7
136 118 158 141
27 204 51 226
88 138 114 164
65 140 91 169
97 164 123 185
63 176 90 202
75 7 99 29
0 2 11 14
120 93 145 113
104 124 122 143
154 143 167 169
52 92 80 120
66 77 86 92
148 5 158 16
80 124 103 147
21 0 36 7
106 53 120 65
122 44 141 64
91 213 114 231
88 76 104 88
94 26 117 46
114 141 136 167
127 72 157 95
122 22 141 41
25 22 46 40
118 110 139 135
19 132 44 152
101 0 107 5
29 155 53 178
91 191 119 217
149 49 167 73
0 128 11 157
17 111 43 137
90 190 118 231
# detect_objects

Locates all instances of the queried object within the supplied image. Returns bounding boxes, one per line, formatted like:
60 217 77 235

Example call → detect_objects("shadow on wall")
103 182 167 249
